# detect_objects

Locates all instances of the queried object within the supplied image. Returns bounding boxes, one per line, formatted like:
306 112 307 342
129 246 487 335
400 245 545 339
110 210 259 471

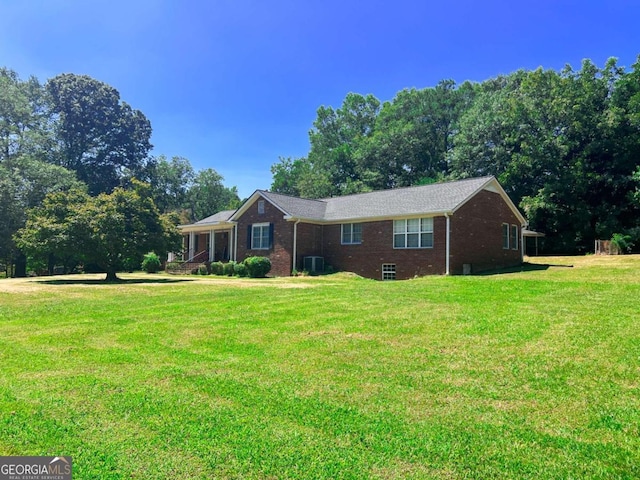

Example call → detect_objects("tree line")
271 57 640 254
1 69 240 278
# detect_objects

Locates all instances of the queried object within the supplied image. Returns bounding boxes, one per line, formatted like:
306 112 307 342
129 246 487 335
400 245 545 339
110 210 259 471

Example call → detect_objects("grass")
0 255 639 479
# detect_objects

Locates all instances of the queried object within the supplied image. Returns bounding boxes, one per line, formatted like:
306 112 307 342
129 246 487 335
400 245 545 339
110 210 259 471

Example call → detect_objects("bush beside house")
192 257 271 278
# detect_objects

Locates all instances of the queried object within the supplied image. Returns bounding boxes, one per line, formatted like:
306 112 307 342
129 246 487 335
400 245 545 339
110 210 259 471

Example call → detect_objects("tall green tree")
145 155 195 214
0 157 82 276
357 80 473 189
0 68 52 164
46 73 152 195
187 168 241 221
306 93 381 197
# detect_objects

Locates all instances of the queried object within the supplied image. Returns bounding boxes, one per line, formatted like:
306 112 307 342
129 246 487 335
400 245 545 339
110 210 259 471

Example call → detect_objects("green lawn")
1 256 639 479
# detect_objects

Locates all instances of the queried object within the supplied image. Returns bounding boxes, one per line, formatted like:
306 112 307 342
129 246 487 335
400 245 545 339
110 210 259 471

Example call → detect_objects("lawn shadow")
35 277 194 286
475 262 574 276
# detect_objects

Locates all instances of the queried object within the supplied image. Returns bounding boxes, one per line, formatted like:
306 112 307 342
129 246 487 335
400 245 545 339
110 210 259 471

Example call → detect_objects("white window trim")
341 223 362 245
502 223 510 249
393 217 434 249
252 222 270 250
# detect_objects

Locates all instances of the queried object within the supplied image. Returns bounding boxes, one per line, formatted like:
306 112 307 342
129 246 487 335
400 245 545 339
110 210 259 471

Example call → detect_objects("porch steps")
166 250 209 275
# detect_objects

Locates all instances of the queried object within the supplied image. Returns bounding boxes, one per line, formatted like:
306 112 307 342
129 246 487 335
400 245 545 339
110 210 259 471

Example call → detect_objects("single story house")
176 175 527 279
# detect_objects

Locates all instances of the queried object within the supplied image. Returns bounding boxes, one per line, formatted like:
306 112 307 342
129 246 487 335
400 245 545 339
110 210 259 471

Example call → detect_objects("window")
257 200 265 214
382 264 396 280
511 225 518 250
393 218 433 249
502 223 510 249
251 223 270 250
341 223 362 244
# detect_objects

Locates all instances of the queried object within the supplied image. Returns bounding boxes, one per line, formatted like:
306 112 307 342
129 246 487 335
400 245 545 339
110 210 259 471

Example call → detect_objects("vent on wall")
303 256 324 274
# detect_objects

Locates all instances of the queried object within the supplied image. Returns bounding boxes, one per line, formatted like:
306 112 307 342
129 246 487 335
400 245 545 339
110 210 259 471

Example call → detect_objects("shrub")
244 256 271 278
611 233 634 254
166 261 181 272
210 261 224 275
223 261 236 276
197 264 208 275
123 256 140 273
234 262 248 277
141 252 162 273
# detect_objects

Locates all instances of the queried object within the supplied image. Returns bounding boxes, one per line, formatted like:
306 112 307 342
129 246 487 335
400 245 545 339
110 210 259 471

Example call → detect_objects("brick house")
176 176 527 279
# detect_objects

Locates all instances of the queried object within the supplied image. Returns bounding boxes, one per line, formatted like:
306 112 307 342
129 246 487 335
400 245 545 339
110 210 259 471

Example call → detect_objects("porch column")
209 230 215 262
228 228 233 262
188 231 195 260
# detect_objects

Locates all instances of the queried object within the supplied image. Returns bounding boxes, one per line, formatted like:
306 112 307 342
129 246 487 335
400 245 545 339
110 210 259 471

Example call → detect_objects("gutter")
292 219 300 274
445 213 451 275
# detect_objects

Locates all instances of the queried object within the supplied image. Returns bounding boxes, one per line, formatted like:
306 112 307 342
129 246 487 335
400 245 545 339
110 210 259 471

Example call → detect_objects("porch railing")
166 249 209 274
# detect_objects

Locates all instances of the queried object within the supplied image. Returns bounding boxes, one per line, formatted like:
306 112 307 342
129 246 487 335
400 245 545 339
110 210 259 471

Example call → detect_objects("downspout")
445 213 451 275
292 219 300 274
233 223 238 262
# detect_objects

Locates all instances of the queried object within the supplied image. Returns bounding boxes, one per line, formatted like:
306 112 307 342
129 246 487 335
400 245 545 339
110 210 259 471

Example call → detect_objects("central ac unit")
303 256 324 273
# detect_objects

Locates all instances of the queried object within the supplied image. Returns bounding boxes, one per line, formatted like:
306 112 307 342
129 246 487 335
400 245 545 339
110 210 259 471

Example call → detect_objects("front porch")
171 229 234 263
170 210 238 267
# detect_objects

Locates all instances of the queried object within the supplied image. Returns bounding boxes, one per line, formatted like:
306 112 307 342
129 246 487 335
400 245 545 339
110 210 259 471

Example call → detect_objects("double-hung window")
341 223 362 244
393 218 433 248
251 223 270 250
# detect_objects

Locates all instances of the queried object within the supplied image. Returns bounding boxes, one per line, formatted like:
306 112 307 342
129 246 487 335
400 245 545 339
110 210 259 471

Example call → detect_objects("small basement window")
382 264 396 281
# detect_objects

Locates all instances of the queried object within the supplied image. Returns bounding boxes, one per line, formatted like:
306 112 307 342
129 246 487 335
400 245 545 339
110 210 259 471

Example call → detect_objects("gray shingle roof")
258 190 327 219
193 209 236 225
256 176 495 222
321 176 494 221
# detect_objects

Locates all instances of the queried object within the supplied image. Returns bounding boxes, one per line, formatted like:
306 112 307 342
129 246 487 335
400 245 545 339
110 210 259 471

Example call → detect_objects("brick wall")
235 198 293 277
449 189 522 274
295 223 324 271
321 218 447 280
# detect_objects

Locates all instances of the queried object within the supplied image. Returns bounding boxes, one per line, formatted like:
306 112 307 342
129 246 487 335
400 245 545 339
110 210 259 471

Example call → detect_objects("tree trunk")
105 270 120 282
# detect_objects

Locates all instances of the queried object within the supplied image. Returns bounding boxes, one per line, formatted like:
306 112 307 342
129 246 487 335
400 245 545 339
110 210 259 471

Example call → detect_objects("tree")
187 168 241 221
0 157 82 276
305 93 381 197
270 156 306 196
16 181 182 281
451 58 640 253
145 155 195 214
0 68 52 164
354 81 473 190
46 73 152 195
271 84 472 197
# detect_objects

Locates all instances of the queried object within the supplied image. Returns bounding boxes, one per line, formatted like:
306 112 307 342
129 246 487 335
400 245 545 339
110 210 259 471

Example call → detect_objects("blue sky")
1 0 639 199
